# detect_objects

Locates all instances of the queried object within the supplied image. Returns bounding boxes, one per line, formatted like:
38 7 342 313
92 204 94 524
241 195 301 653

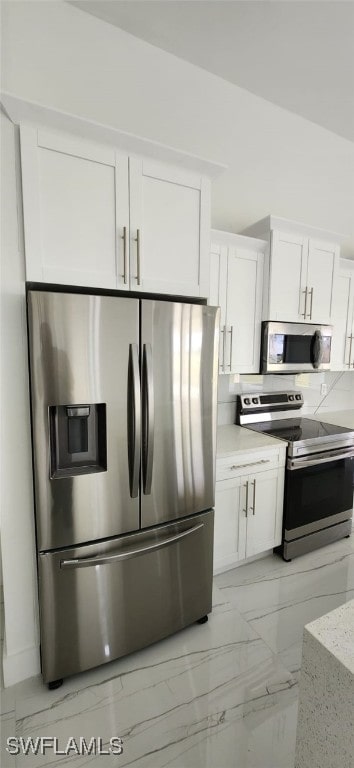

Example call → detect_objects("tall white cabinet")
210 231 266 374
242 216 341 325
20 126 211 297
331 259 354 370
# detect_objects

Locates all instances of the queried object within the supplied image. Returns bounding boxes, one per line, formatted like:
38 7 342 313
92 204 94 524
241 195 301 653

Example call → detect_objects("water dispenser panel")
49 403 107 478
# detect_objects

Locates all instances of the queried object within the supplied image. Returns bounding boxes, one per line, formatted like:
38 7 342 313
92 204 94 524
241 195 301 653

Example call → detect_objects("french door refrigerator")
27 289 219 686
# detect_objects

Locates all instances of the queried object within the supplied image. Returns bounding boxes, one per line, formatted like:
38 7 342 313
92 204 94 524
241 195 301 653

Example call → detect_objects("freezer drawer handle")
60 523 204 569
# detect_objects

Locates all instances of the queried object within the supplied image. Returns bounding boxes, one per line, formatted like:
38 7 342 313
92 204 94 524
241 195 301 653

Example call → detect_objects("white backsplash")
217 371 354 425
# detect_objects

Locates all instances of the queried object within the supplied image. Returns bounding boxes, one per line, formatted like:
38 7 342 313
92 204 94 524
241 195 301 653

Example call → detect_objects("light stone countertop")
305 599 354 674
217 424 287 458
295 598 354 767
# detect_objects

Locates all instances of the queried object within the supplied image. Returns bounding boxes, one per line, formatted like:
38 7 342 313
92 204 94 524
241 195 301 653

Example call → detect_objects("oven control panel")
237 391 304 415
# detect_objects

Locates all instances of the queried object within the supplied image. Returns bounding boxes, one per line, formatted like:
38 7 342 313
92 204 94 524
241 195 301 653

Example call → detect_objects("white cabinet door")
269 231 307 321
226 247 264 373
210 231 266 374
129 158 210 296
20 126 129 289
245 468 283 558
306 239 338 324
331 262 354 370
214 477 246 571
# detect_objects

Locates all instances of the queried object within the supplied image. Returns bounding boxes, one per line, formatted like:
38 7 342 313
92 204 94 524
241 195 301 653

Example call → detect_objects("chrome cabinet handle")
142 343 154 495
307 287 314 319
135 229 141 285
60 524 204 569
222 324 227 372
227 326 233 370
121 226 127 284
348 334 353 368
250 479 256 515
302 287 308 319
219 326 225 372
127 343 141 498
243 482 249 517
230 459 270 471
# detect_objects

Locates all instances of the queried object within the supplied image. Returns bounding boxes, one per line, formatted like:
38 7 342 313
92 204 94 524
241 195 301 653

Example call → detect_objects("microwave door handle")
142 343 154 495
311 330 323 369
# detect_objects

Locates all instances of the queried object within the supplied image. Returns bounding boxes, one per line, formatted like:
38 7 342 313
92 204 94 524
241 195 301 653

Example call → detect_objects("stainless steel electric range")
236 392 354 561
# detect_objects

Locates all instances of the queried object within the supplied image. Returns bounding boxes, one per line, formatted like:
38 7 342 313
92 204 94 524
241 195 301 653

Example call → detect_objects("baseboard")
2 644 40 687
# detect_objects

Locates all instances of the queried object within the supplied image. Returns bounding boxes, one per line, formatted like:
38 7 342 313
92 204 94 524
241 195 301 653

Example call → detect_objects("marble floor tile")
1 709 16 768
13 610 297 768
1 537 353 767
215 539 354 675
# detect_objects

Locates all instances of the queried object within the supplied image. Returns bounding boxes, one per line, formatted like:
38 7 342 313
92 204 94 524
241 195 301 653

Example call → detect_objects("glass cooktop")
247 418 353 444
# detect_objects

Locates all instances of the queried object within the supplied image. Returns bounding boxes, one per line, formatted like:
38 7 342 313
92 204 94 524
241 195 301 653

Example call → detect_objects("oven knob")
289 395 294 401
252 398 259 404
295 394 302 401
244 398 251 405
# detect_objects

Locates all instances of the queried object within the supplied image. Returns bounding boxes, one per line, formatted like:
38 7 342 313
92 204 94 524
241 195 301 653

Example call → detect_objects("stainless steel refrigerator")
27 290 219 686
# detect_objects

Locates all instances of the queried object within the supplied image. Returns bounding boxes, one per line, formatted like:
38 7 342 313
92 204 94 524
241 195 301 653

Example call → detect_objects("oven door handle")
288 447 354 470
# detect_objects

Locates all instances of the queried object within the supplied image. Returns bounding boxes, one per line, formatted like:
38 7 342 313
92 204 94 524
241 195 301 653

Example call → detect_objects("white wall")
0 111 40 685
218 372 354 426
1 1 354 685
2 1 354 256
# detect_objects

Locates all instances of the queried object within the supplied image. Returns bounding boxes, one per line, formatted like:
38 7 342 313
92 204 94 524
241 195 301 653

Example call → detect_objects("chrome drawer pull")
229 458 270 471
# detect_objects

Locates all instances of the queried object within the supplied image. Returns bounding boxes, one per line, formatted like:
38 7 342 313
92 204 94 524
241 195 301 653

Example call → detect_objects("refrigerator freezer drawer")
39 509 214 683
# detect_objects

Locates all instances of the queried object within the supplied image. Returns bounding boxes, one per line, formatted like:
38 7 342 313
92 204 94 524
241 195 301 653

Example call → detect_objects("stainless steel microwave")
261 321 332 374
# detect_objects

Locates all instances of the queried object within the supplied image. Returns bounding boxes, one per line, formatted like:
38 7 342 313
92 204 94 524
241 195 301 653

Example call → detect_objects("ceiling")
70 1 354 142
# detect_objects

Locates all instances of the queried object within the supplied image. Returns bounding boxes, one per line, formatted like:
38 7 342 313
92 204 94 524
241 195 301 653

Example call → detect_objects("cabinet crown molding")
241 215 346 245
1 91 227 179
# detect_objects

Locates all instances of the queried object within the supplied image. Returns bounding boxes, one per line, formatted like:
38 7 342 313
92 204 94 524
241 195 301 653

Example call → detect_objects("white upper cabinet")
269 231 307 321
129 158 210 296
331 259 354 370
20 126 129 289
210 231 266 374
242 216 341 324
20 126 210 297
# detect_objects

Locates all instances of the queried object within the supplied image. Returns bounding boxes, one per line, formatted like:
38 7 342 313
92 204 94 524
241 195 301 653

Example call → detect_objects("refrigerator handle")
128 343 141 498
142 343 154 495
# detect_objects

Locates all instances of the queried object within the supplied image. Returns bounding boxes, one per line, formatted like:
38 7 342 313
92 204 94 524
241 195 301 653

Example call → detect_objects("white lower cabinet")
214 449 285 573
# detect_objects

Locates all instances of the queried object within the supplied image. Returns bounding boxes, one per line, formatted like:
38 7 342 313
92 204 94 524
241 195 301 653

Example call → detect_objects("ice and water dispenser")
49 403 107 478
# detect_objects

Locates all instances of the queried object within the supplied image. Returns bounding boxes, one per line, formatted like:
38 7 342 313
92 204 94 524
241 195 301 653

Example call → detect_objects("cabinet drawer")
216 449 283 481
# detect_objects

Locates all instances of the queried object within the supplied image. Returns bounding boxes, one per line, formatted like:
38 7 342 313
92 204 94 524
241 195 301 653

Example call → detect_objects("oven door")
284 450 354 540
